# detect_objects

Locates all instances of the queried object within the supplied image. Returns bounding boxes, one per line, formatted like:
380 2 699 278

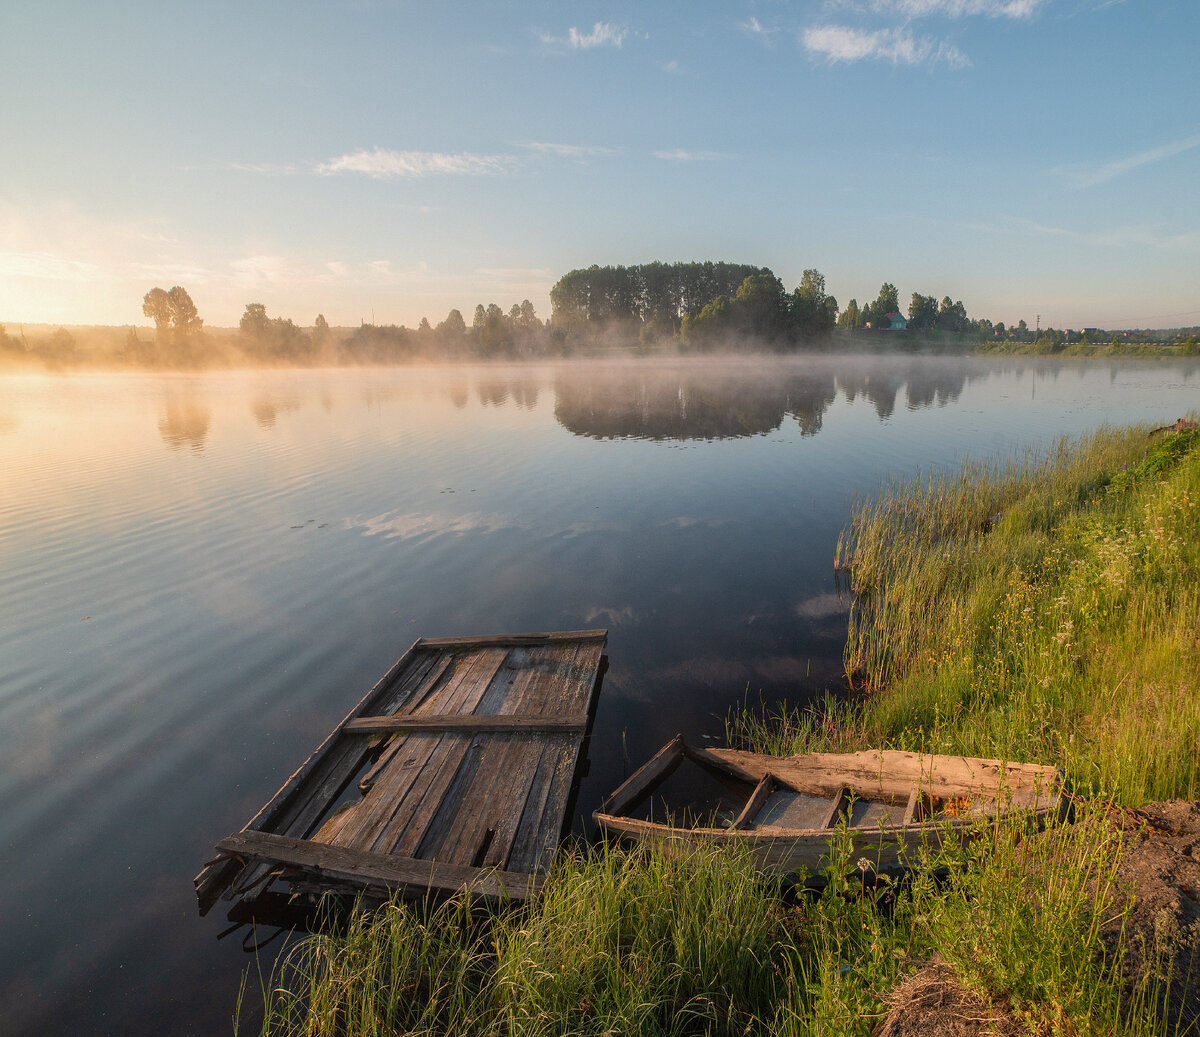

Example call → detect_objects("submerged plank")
345 714 587 735
217 830 541 902
416 630 608 649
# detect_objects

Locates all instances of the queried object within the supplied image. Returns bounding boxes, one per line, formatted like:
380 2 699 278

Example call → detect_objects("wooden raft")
196 630 607 915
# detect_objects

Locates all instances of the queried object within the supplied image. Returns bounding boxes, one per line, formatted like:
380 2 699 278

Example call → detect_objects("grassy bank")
240 421 1200 1035
811 420 1199 805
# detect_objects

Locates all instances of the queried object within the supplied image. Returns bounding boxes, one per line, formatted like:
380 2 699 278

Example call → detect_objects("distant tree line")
2 270 1197 370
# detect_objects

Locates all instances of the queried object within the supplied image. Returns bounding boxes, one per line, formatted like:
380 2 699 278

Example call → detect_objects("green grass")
243 810 1175 1036
240 421 1200 1036
814 422 1200 805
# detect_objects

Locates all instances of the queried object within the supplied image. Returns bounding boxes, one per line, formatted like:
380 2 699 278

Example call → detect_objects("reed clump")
825 422 1200 805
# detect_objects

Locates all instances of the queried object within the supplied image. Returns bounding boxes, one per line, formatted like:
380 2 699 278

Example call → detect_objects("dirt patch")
874 959 1017 1037
1099 799 1200 1029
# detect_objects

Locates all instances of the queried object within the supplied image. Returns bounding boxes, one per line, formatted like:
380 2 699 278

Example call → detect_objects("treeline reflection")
149 357 1133 452
553 359 977 441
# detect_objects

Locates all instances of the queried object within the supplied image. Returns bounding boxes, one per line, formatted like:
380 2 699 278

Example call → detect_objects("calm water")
2 355 1197 1035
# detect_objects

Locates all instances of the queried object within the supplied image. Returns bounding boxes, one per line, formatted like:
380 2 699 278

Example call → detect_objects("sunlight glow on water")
0 356 1196 1034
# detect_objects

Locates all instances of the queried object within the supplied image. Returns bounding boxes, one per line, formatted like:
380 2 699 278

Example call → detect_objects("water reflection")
251 394 301 429
477 380 510 407
552 358 980 440
139 356 1200 454
554 364 817 440
158 399 211 451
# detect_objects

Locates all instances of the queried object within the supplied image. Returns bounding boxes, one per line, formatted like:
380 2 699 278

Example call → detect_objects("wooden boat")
594 735 1064 876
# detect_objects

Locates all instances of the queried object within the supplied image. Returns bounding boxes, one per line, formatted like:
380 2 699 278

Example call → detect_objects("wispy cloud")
803 25 970 67
0 251 105 282
524 141 617 159
1009 215 1200 250
1054 132 1200 188
653 148 728 162
316 148 511 178
537 22 628 50
870 0 1043 17
741 16 781 44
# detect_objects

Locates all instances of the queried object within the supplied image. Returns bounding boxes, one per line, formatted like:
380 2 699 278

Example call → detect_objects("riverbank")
241 420 1199 1036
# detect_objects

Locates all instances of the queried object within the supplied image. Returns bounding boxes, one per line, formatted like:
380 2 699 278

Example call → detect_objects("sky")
1 0 1197 332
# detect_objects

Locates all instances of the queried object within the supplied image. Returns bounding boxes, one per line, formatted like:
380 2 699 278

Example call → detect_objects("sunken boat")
197 629 607 921
594 735 1063 875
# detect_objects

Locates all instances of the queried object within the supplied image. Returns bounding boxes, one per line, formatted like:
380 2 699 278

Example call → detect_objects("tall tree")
838 298 860 330
143 285 202 355
791 268 837 339
168 286 202 339
142 288 172 341
436 309 467 348
907 293 938 331
874 282 900 317
936 297 968 333
735 273 788 341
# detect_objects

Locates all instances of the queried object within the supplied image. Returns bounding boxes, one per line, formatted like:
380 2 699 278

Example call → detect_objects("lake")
2 354 1197 1035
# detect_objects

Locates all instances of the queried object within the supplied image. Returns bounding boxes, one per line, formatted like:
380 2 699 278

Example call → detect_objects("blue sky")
1 0 1197 331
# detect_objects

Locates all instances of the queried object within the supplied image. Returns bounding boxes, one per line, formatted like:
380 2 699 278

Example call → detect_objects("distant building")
884 312 907 331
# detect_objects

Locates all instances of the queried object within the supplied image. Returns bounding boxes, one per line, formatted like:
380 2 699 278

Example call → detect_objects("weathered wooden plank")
507 643 576 715
417 734 530 866
443 734 548 869
377 735 483 856
731 774 775 831
333 733 463 852
412 648 507 717
488 735 570 871
469 646 524 715
526 741 584 872
391 736 488 858
513 641 600 718
681 742 763 785
217 830 542 902
356 655 455 792
346 714 587 735
598 734 686 817
711 747 1060 807
414 629 607 649
903 787 921 826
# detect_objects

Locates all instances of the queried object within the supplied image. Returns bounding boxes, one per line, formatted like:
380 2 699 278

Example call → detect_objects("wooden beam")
415 629 608 649
216 830 542 902
345 714 588 735
730 773 775 830
596 734 685 818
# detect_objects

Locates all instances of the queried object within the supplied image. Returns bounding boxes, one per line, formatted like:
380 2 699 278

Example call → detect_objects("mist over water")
1 355 1197 1035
